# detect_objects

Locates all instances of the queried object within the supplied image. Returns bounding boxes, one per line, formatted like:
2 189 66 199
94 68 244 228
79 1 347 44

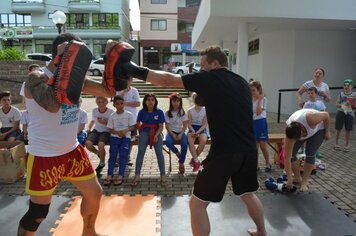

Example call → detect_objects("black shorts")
335 110 354 131
86 129 110 145
193 150 259 203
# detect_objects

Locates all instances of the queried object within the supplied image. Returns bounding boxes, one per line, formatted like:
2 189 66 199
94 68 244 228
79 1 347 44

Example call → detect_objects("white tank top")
26 98 79 156
286 109 324 140
188 106 206 126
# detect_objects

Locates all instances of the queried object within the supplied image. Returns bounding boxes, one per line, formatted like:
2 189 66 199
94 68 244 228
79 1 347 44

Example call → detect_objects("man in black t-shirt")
119 46 267 236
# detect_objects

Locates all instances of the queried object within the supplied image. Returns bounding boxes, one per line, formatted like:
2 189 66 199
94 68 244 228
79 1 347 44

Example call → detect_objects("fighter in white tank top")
26 97 79 156
286 109 325 140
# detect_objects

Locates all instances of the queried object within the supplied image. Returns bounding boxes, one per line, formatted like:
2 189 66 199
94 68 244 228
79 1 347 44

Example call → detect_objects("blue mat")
161 193 356 236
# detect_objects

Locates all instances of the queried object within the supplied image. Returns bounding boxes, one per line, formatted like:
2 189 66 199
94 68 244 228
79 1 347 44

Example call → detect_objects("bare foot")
247 228 266 236
300 184 309 192
293 177 302 185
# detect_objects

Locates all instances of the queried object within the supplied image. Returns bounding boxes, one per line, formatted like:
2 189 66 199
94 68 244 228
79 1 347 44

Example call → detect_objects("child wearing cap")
334 79 356 152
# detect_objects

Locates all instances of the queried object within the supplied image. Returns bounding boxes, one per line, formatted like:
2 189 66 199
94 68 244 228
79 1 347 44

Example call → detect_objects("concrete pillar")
182 52 186 65
140 46 144 66
32 39 36 53
236 22 248 79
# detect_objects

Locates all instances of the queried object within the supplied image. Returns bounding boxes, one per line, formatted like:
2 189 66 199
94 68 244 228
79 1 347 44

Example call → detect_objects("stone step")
87 77 190 98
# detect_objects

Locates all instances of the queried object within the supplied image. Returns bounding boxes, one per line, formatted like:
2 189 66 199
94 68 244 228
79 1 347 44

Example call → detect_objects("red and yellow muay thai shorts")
25 145 96 196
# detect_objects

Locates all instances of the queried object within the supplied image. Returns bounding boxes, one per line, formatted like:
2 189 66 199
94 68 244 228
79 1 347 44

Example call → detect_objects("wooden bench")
266 133 285 164
93 133 284 173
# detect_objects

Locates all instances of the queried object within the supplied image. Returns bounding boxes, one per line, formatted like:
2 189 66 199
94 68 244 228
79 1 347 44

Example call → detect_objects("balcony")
11 0 46 13
33 25 121 39
68 0 101 13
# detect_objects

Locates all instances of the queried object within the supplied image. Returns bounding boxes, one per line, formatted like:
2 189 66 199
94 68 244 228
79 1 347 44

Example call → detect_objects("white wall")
259 30 297 115
248 29 356 115
140 0 177 13
140 14 177 40
294 30 356 112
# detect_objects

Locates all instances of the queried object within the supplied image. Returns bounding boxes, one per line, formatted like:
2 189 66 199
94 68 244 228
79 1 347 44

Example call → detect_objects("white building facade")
0 0 130 59
192 0 356 114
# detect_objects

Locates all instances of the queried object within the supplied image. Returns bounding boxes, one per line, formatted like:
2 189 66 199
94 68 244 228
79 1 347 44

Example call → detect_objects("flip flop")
130 179 141 187
114 177 123 186
103 178 113 186
160 178 167 187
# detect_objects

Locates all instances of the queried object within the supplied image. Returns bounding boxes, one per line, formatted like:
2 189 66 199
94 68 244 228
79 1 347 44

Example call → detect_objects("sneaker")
178 163 185 174
192 160 201 172
95 163 105 175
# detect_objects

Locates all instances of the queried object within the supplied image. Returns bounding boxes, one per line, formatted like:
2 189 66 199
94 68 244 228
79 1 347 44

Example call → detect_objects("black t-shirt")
182 68 256 155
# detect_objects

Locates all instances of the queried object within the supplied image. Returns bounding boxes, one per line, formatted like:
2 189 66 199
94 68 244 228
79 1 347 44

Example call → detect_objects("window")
248 38 259 55
0 14 31 27
92 13 119 27
151 0 167 4
66 13 89 28
151 19 166 31
178 22 194 33
186 0 201 7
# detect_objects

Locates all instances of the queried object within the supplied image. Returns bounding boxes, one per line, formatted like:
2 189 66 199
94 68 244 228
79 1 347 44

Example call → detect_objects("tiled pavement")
1 97 356 223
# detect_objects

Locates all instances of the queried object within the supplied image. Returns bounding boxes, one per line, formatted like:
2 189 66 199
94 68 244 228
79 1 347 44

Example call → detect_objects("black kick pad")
161 193 356 236
0 195 72 235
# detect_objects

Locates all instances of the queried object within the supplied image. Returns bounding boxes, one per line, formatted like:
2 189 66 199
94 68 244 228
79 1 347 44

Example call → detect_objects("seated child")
0 91 21 141
16 109 29 144
187 93 209 172
131 93 167 187
165 92 188 174
77 98 88 146
85 96 114 175
104 95 136 186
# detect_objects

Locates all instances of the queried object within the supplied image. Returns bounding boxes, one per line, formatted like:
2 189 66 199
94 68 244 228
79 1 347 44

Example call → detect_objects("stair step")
87 77 190 97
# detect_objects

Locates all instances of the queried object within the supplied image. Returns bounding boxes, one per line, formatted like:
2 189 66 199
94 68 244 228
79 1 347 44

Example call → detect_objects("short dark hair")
113 95 124 103
200 46 228 67
0 91 11 100
52 33 82 58
307 87 318 94
28 64 40 72
285 122 302 139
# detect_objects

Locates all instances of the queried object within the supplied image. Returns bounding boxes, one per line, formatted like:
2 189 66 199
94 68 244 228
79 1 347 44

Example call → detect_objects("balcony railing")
33 25 121 39
12 0 46 13
68 0 101 12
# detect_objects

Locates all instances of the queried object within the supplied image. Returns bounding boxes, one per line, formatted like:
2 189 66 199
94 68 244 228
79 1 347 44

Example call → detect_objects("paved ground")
1 96 356 223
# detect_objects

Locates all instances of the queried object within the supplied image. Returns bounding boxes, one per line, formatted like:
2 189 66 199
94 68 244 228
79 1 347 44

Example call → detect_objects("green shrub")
0 47 24 61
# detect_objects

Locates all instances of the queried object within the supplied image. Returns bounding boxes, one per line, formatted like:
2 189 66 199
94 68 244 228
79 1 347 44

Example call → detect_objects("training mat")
161 193 356 236
50 195 160 236
0 194 71 235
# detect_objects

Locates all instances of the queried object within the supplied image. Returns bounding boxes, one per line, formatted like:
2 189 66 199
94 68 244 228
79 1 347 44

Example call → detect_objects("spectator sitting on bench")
187 92 209 172
104 95 136 186
16 107 29 145
77 98 88 147
165 92 188 174
131 93 167 187
0 91 21 142
85 96 114 175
